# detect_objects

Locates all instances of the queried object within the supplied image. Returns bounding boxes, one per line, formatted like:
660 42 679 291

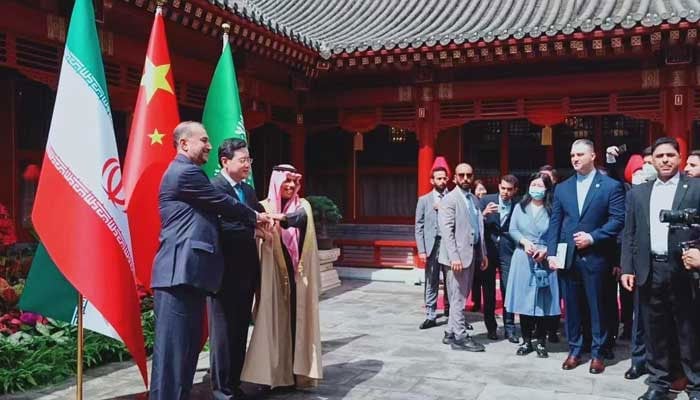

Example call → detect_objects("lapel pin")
683 184 688 189
595 183 600 188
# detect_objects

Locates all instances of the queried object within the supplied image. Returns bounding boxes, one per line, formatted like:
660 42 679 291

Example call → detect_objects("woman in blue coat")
504 172 561 358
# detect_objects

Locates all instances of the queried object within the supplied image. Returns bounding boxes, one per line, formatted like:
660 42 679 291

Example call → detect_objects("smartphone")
617 143 628 154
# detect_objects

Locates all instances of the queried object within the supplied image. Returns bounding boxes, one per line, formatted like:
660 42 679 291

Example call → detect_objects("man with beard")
622 137 700 400
684 150 700 178
480 174 519 341
416 166 450 329
438 163 488 352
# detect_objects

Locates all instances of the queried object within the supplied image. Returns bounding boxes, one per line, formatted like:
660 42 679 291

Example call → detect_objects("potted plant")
306 195 342 250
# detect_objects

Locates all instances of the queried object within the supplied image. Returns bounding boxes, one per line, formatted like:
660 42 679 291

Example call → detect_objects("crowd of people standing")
416 137 700 400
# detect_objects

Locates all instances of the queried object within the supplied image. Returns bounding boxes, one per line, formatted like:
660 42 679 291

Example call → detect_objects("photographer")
621 137 700 400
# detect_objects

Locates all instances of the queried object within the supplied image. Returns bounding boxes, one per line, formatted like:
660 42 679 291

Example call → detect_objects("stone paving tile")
8 280 690 400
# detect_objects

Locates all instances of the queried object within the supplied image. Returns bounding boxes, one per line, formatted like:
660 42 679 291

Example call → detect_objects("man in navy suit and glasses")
149 121 274 400
546 139 625 375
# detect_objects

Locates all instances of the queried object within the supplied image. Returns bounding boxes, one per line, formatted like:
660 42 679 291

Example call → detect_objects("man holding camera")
621 137 700 400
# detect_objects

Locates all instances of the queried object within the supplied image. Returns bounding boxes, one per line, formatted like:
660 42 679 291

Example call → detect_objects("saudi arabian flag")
19 245 118 339
201 38 253 186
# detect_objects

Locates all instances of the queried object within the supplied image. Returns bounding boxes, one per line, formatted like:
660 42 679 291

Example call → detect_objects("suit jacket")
211 174 265 236
621 174 700 286
438 187 487 267
415 190 443 255
151 155 258 293
546 170 625 269
481 193 518 264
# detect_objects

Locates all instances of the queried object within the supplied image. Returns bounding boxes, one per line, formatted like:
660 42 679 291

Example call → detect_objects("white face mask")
631 164 658 185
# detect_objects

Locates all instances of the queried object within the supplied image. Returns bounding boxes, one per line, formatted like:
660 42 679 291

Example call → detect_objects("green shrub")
0 311 156 394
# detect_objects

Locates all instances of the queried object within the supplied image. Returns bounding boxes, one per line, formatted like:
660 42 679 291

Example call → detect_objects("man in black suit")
208 138 266 399
621 137 700 400
150 122 272 400
479 174 519 342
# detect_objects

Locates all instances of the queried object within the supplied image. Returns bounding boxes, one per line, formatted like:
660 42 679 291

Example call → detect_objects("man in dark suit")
546 139 625 375
621 137 700 400
479 174 519 341
149 122 272 400
208 138 265 399
416 166 450 329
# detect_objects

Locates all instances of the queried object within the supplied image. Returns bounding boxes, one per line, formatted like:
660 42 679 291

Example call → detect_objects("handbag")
533 267 550 288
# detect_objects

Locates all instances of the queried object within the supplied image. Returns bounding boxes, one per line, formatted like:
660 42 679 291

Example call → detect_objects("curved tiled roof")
213 0 700 59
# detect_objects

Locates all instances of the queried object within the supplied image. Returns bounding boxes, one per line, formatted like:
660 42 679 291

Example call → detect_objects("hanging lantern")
353 132 364 151
541 125 553 146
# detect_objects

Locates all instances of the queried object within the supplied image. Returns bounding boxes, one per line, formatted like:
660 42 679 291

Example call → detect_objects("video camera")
660 208 700 288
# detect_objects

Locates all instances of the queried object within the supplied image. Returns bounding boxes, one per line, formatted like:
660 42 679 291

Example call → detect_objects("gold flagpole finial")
221 23 231 52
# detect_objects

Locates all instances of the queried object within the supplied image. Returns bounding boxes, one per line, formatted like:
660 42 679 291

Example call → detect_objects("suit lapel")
640 181 654 231
579 171 601 219
567 177 581 220
672 174 689 210
216 175 236 198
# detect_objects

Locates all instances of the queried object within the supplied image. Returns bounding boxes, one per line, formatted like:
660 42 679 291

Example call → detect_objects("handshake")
255 212 286 241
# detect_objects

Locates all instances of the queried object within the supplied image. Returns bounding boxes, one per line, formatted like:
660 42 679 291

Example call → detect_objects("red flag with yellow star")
122 5 179 288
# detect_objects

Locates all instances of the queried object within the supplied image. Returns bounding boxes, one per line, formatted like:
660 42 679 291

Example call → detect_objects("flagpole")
222 22 230 52
76 293 84 400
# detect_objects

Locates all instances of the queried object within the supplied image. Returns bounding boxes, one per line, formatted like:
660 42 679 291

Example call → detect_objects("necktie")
500 201 510 226
466 193 481 242
234 183 246 205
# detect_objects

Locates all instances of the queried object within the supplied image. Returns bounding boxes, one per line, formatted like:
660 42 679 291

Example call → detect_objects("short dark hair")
431 167 448 178
173 121 204 148
690 149 700 158
642 146 653 157
651 137 680 155
538 164 558 180
500 174 519 187
218 138 248 167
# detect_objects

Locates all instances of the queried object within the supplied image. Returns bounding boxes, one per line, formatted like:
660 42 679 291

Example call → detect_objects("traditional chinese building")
2 0 700 268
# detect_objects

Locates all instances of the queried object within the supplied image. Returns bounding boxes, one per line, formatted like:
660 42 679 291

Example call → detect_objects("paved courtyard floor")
4 280 688 400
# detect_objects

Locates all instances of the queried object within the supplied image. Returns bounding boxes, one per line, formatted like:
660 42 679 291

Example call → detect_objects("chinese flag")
122 6 179 288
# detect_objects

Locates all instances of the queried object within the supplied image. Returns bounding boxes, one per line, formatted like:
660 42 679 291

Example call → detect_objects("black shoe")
624 364 648 380
535 341 549 358
601 348 615 360
637 388 674 400
419 319 437 330
466 322 474 330
231 387 248 399
548 332 560 343
506 333 520 343
442 332 455 345
451 336 485 352
517 341 534 355
487 330 498 340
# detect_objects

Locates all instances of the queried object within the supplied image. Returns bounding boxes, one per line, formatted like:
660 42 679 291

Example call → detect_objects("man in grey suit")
149 121 273 400
416 166 450 329
439 163 488 352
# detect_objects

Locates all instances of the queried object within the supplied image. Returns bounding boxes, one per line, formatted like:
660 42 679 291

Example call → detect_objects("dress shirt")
649 173 679 255
498 196 512 226
460 188 481 242
221 171 247 205
432 189 446 237
576 169 596 214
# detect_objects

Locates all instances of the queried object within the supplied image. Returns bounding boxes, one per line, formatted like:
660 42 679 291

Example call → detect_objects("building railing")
333 239 417 269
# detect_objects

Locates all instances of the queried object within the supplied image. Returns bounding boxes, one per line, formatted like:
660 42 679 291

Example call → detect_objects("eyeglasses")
233 157 253 165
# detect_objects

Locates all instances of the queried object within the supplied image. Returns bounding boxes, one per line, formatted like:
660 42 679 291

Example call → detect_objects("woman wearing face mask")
504 172 560 358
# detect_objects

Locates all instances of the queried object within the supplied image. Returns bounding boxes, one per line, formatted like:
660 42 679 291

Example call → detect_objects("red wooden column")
663 67 691 165
416 102 438 196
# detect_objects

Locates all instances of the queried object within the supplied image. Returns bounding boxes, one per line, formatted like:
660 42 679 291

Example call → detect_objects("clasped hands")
522 240 547 264
254 212 286 241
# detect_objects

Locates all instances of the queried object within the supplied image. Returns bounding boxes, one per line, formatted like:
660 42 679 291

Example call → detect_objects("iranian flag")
29 0 147 386
201 30 253 186
122 4 179 289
